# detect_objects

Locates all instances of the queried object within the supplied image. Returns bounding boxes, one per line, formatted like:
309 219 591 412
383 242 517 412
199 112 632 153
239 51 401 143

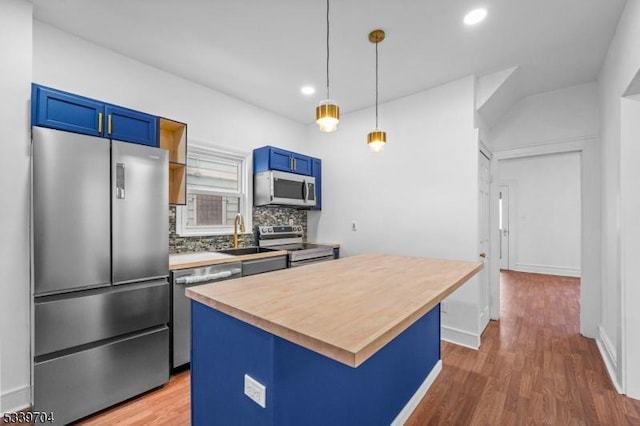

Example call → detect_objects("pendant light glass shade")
316 99 340 132
368 29 386 152
316 0 339 132
367 129 387 152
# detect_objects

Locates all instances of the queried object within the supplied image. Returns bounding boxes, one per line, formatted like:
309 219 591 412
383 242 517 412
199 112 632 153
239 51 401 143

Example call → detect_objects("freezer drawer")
34 327 169 426
35 280 169 357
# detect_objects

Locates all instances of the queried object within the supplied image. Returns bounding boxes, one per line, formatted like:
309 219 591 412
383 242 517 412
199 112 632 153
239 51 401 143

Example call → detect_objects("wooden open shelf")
160 118 187 205
169 163 186 205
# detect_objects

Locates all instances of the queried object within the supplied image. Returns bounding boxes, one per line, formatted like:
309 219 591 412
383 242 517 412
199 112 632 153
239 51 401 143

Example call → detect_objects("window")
176 145 251 236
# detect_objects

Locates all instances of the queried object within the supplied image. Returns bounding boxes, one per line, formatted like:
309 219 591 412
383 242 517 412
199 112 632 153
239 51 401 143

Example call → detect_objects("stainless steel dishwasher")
171 262 242 370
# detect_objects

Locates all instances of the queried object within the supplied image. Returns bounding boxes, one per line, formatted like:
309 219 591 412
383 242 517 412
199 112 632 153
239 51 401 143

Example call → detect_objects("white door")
479 151 491 333
499 185 510 270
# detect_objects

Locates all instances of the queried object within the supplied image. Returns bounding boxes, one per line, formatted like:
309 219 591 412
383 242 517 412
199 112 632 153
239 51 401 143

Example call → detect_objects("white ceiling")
30 0 626 124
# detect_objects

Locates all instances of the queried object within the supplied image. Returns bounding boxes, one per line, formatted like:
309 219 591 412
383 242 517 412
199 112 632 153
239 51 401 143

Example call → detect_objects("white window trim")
176 143 252 237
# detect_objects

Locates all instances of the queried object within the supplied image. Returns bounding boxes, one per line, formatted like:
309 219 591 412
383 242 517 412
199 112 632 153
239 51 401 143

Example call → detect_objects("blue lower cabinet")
191 301 441 425
32 84 104 137
105 105 158 147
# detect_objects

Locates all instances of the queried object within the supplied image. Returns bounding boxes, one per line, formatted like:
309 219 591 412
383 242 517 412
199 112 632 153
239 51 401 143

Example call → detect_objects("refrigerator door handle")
116 163 126 199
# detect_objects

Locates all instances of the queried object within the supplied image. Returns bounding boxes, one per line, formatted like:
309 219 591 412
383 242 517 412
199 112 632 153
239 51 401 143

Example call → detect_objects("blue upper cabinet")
32 84 159 147
105 105 158 147
254 146 313 176
268 147 295 172
311 158 322 210
32 84 104 137
292 153 312 175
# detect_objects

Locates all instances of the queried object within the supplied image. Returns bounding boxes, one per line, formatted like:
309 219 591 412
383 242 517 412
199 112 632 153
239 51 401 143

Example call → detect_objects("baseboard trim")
514 263 581 278
390 360 443 426
441 326 480 350
596 326 622 394
1 385 30 414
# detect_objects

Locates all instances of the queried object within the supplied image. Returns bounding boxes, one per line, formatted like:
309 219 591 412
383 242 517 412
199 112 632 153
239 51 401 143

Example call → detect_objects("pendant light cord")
375 40 379 129
326 0 330 100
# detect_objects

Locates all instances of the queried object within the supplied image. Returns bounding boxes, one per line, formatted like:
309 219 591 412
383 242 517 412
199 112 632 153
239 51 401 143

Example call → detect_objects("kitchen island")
186 253 482 425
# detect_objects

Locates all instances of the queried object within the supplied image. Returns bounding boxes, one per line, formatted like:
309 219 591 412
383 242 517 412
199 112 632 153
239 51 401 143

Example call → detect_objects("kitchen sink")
216 247 278 256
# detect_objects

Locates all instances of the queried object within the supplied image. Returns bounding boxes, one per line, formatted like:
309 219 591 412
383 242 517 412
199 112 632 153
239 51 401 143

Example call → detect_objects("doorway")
489 139 596 334
499 152 581 277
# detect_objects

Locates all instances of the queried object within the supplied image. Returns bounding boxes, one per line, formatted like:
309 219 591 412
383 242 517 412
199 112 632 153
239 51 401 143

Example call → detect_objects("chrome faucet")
233 213 245 249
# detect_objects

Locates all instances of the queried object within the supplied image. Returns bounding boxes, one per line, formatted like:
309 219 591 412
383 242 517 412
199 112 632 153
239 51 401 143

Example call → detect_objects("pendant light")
367 29 386 152
316 0 339 132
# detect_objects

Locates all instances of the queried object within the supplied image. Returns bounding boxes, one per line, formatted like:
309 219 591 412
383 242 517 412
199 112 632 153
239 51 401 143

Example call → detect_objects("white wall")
0 19 307 413
306 76 482 348
0 0 33 412
598 0 640 398
499 153 581 277
33 22 306 154
489 83 599 151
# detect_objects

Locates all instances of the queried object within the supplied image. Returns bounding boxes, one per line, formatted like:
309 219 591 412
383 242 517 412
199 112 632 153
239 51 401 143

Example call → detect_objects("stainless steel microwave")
254 170 316 208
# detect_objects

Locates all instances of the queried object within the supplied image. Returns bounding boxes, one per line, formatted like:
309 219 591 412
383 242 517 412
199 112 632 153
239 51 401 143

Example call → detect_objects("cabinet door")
311 158 322 210
292 153 312 175
105 104 158 147
269 147 294 172
32 84 105 137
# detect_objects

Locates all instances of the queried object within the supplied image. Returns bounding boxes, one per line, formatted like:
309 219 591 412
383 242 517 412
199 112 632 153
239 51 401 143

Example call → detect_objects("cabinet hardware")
107 115 112 135
98 113 103 133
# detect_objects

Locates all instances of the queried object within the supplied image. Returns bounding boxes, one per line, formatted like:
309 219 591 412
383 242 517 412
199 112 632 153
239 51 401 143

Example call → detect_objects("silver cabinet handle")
116 163 125 199
293 158 296 171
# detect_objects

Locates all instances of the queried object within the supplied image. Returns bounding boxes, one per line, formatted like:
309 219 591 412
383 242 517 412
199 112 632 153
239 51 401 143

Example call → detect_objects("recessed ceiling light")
301 86 315 96
464 8 487 25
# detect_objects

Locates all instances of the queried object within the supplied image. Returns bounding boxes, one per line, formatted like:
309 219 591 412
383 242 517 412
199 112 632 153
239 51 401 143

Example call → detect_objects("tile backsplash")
169 206 307 253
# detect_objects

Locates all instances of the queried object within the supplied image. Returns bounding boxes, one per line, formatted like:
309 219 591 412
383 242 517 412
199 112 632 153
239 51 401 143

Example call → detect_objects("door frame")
488 137 597 330
478 147 491 334
498 184 513 270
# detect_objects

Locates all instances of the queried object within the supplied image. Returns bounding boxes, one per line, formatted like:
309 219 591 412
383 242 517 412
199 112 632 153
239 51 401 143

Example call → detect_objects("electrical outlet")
244 374 266 408
351 221 357 231
288 218 294 226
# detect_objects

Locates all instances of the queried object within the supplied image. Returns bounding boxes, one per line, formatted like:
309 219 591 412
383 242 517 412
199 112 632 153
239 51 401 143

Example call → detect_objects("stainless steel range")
258 225 336 267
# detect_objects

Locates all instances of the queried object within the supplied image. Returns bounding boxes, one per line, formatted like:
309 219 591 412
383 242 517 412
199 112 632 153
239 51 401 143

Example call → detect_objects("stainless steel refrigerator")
31 127 170 425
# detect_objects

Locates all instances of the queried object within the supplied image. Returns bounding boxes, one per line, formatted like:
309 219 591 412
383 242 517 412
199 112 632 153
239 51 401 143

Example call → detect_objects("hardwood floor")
407 271 640 425
74 372 190 426
71 271 640 425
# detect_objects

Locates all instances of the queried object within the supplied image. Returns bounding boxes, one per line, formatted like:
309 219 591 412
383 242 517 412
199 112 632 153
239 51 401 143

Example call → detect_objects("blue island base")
191 302 441 426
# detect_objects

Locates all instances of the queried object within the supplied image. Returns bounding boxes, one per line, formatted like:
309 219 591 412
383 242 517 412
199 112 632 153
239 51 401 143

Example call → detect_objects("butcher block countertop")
169 250 288 270
186 253 482 367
